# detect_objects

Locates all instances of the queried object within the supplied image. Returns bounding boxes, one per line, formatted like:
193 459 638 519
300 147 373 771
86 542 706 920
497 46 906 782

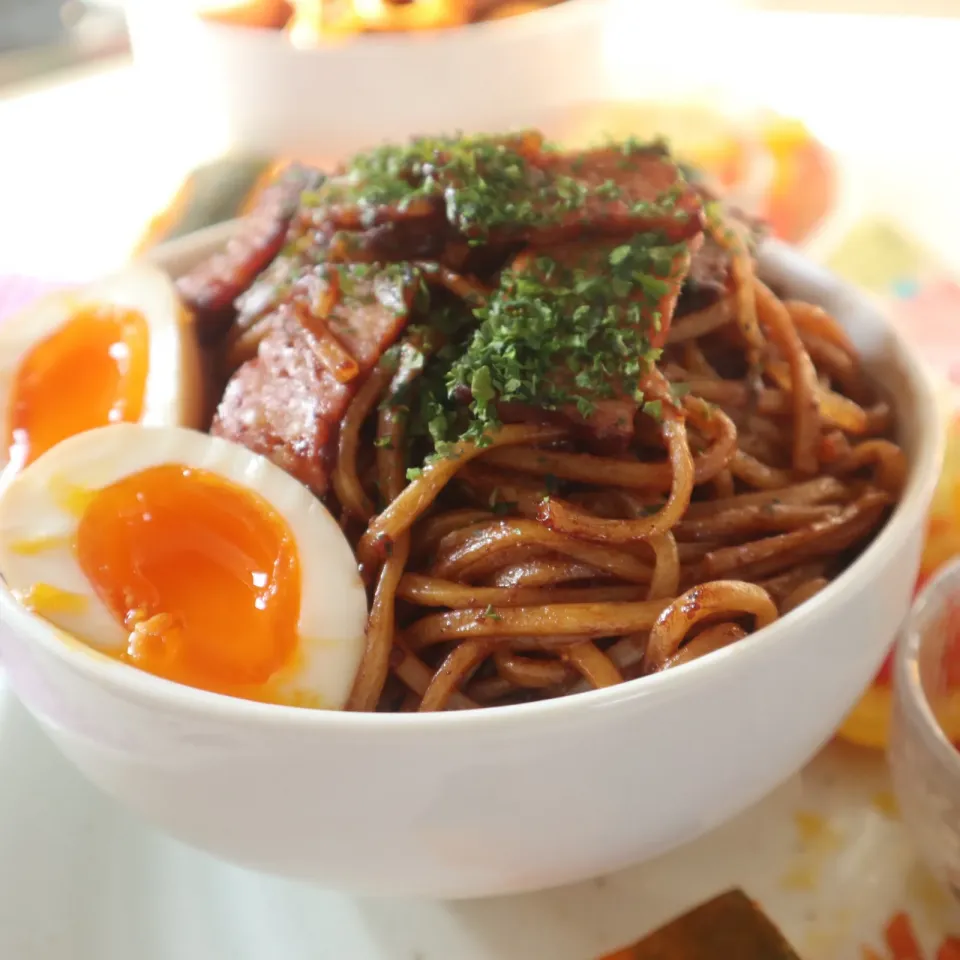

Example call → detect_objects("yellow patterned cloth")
822 222 960 747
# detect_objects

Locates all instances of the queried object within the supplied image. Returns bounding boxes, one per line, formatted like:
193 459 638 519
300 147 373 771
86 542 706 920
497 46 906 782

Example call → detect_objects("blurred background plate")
124 0 610 159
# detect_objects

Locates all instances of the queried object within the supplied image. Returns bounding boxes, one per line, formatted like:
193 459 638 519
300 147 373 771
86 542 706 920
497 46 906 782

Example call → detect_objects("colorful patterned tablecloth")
824 223 960 753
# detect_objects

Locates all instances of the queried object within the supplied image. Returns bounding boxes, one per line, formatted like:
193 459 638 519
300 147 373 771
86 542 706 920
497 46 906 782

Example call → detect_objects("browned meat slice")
419 144 703 248
686 234 732 297
307 191 445 234
300 131 545 232
236 207 454 343
295 137 702 266
487 234 696 453
176 164 324 341
232 245 311 335
212 338 334 493
511 145 704 247
212 263 420 494
231 214 342 338
512 231 698 350
679 187 766 315
326 213 453 264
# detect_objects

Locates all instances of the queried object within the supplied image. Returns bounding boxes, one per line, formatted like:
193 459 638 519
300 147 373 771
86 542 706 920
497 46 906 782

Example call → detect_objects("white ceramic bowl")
889 556 960 906
124 0 611 158
0 226 942 898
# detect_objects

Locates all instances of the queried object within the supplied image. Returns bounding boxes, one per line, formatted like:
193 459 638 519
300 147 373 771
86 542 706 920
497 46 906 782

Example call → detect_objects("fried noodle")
186 131 906 713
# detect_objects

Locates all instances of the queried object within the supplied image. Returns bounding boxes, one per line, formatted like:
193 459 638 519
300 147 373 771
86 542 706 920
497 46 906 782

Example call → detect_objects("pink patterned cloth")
0 276 63 324
890 279 960 386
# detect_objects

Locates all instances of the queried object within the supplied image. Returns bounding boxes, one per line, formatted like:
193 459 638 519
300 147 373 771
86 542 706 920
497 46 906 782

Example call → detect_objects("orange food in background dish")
288 0 466 43
281 0 561 41
483 2 550 18
197 0 294 29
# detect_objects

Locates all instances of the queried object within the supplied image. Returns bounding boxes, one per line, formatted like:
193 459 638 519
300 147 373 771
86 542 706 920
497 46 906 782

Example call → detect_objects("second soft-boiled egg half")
0 264 205 478
0 424 369 709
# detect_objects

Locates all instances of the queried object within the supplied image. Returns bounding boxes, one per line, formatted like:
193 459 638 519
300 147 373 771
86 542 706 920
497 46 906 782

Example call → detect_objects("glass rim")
893 555 960 782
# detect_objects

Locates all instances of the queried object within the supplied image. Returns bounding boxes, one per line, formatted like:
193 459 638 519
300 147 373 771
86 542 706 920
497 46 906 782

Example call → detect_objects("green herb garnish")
433 234 687 447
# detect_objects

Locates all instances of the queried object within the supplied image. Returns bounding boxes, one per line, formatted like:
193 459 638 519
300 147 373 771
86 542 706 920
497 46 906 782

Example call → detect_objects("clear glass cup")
889 556 960 907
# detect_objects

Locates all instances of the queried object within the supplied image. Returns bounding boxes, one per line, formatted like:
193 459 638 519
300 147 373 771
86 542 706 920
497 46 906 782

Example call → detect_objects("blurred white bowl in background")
889 557 960 907
125 0 611 159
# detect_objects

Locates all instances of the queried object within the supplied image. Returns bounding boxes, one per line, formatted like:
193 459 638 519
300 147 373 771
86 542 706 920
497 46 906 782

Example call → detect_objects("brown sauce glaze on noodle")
177 130 906 713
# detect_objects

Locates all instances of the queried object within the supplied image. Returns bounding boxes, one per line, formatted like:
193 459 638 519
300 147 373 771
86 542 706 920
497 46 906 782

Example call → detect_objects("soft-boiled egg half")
0 424 369 709
0 264 204 479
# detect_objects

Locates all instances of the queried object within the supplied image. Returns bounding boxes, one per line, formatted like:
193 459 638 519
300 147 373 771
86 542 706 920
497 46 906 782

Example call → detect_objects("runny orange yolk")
76 464 302 700
6 305 149 470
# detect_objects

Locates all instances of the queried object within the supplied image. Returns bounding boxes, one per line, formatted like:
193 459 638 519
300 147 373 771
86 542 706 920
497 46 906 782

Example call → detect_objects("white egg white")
0 424 370 710
0 264 205 474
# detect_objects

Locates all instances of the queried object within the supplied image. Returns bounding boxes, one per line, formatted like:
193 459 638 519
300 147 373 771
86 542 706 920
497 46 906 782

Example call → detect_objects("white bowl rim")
893 554 960 776
0 230 943 735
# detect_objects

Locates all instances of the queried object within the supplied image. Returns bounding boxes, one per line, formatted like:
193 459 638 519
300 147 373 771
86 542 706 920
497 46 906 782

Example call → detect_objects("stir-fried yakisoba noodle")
169 129 907 712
